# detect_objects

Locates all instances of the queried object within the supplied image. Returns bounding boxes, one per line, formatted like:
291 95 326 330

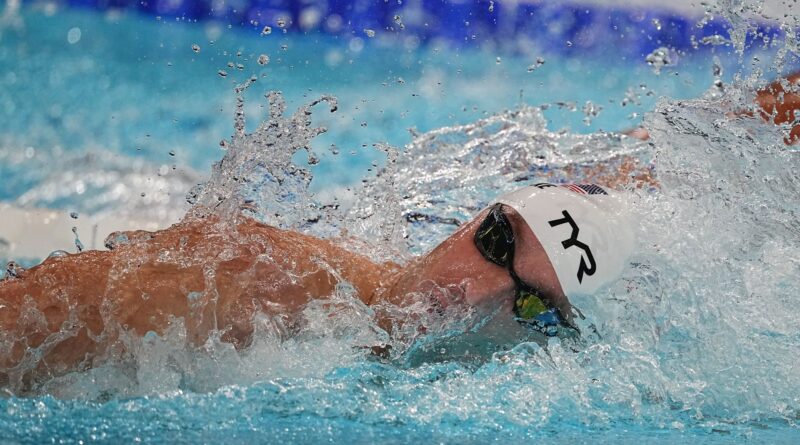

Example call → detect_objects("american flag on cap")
560 184 607 195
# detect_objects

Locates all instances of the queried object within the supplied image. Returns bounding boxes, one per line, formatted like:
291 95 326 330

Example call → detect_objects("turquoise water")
0 6 737 199
2 4 800 445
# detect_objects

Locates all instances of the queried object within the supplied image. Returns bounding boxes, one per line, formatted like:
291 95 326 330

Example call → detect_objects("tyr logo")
548 210 596 283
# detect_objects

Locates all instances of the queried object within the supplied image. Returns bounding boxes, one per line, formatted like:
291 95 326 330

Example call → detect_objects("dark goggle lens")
474 206 514 267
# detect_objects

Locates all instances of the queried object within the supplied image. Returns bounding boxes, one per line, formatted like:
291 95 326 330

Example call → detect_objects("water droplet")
582 101 602 126
169 150 176 156
67 27 81 44
47 250 69 259
645 46 674 75
276 18 286 28
261 26 272 35
556 101 577 112
700 34 730 46
361 121 367 127
527 57 546 72
364 28 375 38
236 63 245 70
495 56 502 64
71 227 84 253
186 184 203 205
69 211 79 219
393 15 405 30
4 261 24 279
104 232 130 250
566 40 573 47
227 61 235 68
488 1 495 12
257 54 270 65
651 18 662 30
191 43 200 53
218 70 228 77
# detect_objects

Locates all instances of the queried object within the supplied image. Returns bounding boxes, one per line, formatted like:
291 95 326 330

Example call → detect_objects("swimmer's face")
415 206 571 319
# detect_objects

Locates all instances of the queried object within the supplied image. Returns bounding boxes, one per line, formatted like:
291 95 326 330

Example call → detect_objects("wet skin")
0 206 563 386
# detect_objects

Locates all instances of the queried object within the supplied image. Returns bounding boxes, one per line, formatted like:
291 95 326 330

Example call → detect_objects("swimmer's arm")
755 71 800 143
626 70 800 144
0 216 399 385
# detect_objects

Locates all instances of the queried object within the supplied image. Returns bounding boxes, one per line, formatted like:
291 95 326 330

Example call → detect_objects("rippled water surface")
1 2 800 444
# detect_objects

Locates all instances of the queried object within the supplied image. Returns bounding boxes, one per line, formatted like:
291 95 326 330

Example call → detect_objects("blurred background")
0 0 795 254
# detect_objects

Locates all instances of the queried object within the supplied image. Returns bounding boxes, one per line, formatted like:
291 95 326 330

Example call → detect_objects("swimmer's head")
466 183 635 334
495 183 635 300
398 183 634 336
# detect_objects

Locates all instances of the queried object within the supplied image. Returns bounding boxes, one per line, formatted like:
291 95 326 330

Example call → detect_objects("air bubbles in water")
276 18 286 28
218 70 228 78
257 54 270 65
191 43 200 53
489 1 495 12
364 28 376 38
261 26 272 35
69 211 79 219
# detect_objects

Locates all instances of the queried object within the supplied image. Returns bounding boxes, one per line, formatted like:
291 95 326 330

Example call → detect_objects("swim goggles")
473 203 577 337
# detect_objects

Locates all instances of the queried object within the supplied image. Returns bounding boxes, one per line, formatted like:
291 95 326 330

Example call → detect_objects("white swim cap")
496 183 635 297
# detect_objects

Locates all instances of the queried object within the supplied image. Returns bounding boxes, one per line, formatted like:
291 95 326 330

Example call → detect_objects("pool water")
1 2 800 444
0 5 746 200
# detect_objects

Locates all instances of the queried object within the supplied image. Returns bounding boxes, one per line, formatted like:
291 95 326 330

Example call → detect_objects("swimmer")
0 177 635 387
1 72 798 388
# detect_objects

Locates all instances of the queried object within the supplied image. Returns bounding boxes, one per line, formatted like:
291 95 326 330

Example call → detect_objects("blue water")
0 5 751 198
2 3 800 445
